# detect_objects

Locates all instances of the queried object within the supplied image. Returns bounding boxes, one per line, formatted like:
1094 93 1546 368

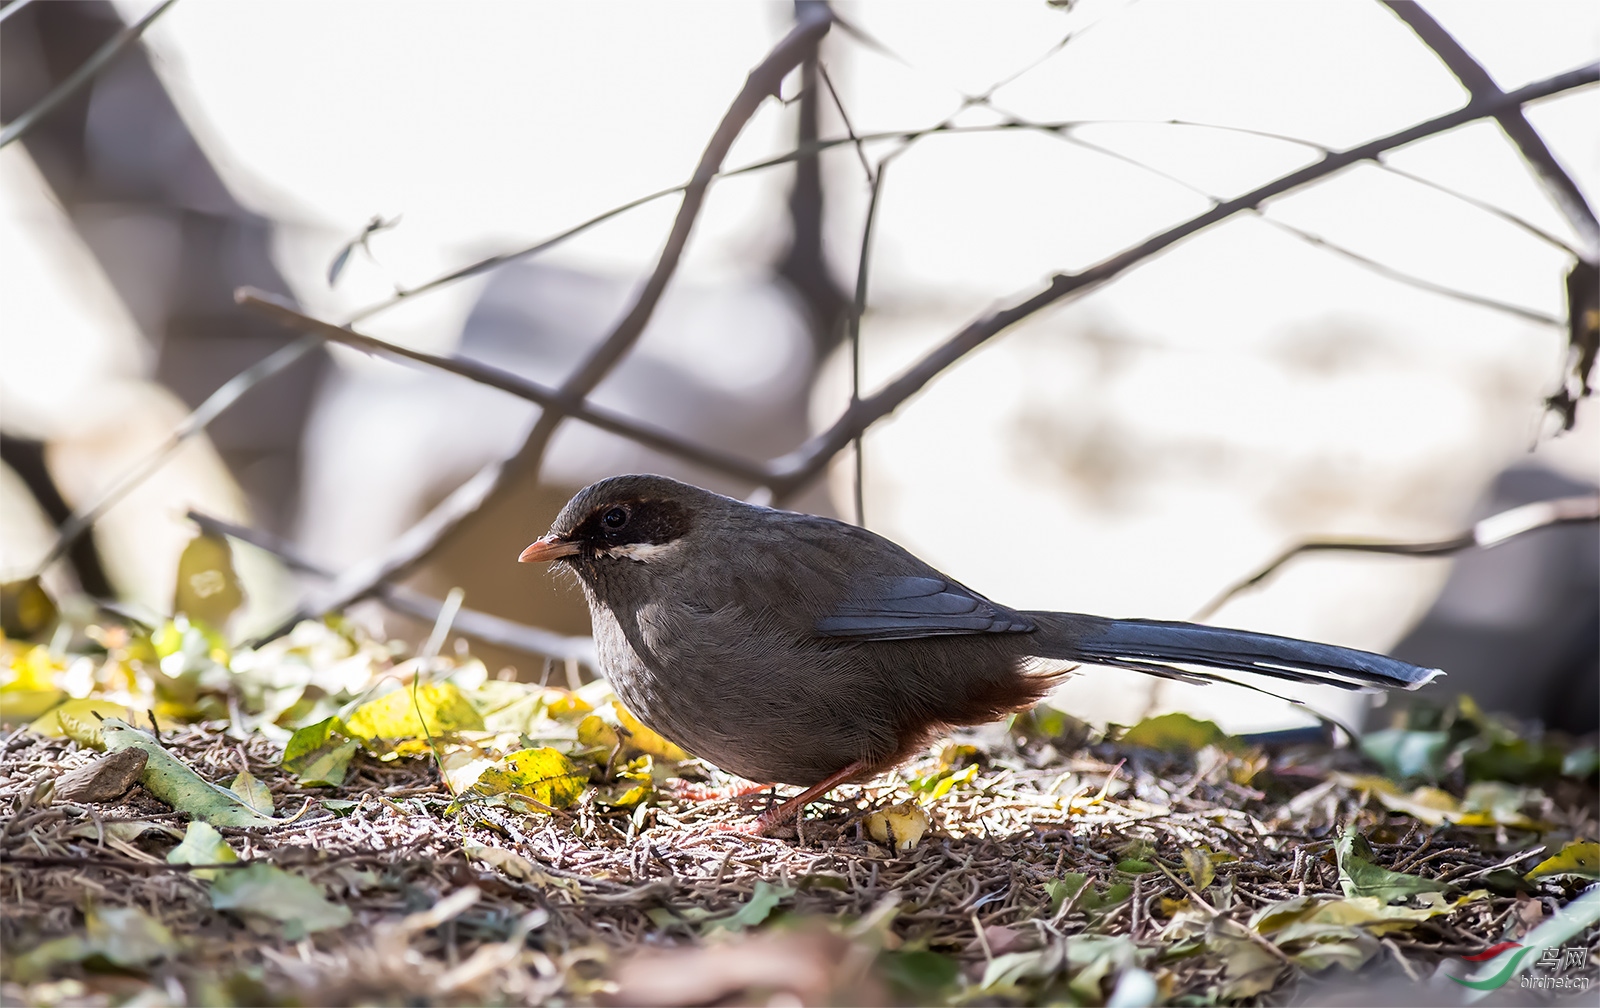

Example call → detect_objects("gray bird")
520 474 1441 832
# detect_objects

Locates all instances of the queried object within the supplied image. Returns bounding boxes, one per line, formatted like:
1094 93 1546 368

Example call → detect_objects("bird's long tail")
1022 612 1442 691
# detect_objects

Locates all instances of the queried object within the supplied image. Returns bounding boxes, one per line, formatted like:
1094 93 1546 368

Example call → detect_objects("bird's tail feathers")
1023 612 1442 693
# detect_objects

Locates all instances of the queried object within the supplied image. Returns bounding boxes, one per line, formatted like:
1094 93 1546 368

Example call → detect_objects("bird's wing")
814 575 1036 640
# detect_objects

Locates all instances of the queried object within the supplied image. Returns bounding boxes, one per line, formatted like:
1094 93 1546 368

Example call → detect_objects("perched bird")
520 474 1441 832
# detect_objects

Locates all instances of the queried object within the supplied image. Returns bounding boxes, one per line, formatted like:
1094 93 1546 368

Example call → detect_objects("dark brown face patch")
567 498 693 552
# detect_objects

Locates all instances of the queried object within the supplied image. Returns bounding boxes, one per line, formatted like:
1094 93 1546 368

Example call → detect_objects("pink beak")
518 534 581 563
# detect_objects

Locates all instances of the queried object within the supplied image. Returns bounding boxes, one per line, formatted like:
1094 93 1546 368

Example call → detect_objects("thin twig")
1192 494 1599 621
817 62 875 184
1051 125 1560 326
31 334 319 577
186 509 596 666
1252 213 1562 327
0 0 178 149
848 159 892 527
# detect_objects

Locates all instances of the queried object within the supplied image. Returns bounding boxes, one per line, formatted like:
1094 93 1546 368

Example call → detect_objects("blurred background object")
2 0 1595 733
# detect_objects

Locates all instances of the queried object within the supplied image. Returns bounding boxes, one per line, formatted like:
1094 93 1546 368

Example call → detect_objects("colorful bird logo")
1449 942 1536 990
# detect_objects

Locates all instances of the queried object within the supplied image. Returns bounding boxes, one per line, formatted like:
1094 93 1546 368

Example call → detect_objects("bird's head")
518 475 723 585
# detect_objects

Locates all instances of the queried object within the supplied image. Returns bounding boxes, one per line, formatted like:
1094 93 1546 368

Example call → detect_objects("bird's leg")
753 761 869 836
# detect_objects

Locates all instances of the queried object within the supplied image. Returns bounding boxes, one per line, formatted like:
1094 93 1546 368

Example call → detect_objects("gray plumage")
522 474 1441 788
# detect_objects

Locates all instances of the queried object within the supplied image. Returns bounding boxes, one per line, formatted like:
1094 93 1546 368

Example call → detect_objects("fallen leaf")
577 714 620 751
210 863 351 938
85 904 177 967
1182 848 1215 891
1334 827 1449 903
228 769 274 816
33 698 147 741
614 703 689 761
343 681 485 755
1524 841 1600 882
281 716 360 787
468 747 587 811
1360 728 1451 781
864 802 930 851
878 949 960 1000
1120 712 1230 753
99 719 278 828
173 532 244 631
705 880 793 933
1 577 58 638
167 821 238 879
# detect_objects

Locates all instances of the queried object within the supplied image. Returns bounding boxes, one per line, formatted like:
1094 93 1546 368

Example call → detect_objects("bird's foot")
666 778 772 803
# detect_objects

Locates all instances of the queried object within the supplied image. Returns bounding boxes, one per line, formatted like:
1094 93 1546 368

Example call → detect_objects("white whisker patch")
595 540 685 563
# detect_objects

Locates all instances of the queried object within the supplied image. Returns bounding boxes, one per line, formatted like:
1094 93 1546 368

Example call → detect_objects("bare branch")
258 6 835 639
239 290 770 484
0 0 177 149
187 510 596 667
1192 495 1600 622
769 64 1599 499
1383 1 1600 256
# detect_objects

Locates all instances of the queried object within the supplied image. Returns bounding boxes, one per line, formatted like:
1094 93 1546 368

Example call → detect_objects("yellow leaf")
37 699 143 747
1121 712 1232 753
1525 841 1600 882
541 688 593 720
1 577 58 638
614 703 689 761
173 532 245 631
577 714 620 751
342 681 485 755
865 802 930 850
1183 848 1215 891
469 747 586 810
4 644 63 691
1 688 66 723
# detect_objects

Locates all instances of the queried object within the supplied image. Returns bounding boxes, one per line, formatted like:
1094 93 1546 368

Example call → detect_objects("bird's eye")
601 506 629 530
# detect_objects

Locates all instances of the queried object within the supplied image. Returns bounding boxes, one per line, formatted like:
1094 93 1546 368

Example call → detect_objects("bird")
519 474 1442 833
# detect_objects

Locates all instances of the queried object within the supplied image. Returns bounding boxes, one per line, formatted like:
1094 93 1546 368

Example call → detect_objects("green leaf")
1562 747 1599 779
878 949 960 997
1334 826 1449 903
166 821 238 879
1524 841 1600 882
1463 737 1563 783
1121 712 1229 753
704 880 793 932
1360 728 1451 781
211 863 351 938
85 904 177 968
100 718 277 828
281 717 360 787
228 769 274 816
